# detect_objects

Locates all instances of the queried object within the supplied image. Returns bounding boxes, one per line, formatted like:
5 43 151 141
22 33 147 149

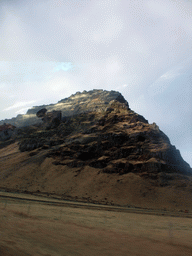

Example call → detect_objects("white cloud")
91 15 123 43
46 76 72 93
15 107 30 115
146 0 176 18
160 73 179 80
3 100 36 111
148 61 190 96
0 6 38 61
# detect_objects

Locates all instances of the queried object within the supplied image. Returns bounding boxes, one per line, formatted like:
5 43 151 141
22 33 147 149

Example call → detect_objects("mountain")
0 89 192 212
0 90 126 127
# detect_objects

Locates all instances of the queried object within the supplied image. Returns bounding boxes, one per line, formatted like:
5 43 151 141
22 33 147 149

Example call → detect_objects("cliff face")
0 89 191 211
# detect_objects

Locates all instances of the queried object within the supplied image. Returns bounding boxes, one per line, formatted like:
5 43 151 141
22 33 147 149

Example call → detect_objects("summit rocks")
0 90 128 127
0 89 192 211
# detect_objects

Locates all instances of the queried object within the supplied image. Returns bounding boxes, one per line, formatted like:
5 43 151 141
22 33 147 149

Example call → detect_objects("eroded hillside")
0 90 192 211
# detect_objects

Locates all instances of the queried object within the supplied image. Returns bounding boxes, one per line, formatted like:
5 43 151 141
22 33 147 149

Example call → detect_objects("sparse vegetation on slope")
0 90 191 212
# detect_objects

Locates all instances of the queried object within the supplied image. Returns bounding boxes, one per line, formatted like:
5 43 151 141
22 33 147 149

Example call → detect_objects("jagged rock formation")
0 90 127 127
36 108 47 118
36 109 62 130
0 89 192 211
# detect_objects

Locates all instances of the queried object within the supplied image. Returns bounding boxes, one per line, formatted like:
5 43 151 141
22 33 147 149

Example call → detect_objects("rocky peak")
0 90 128 127
15 90 191 177
30 89 129 117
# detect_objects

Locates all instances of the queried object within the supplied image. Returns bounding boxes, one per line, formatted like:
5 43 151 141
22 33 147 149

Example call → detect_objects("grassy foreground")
0 193 192 256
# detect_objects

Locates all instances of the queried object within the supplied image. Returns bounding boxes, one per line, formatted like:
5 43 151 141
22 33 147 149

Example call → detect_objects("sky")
0 0 191 167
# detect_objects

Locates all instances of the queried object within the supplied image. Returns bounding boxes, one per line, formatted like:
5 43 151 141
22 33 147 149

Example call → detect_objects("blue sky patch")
53 62 74 72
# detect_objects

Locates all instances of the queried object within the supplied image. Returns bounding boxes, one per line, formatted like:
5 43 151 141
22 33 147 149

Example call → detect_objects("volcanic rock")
36 108 47 118
0 89 128 127
36 109 62 130
0 123 16 141
42 110 62 129
0 89 191 211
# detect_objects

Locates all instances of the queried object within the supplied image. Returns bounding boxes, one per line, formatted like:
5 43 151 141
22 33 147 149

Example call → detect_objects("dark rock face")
36 109 62 130
0 123 16 141
1 89 192 183
39 94 191 179
36 108 47 118
42 110 62 129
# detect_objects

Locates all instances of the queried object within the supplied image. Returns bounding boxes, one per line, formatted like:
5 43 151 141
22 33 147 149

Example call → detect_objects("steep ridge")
0 89 191 211
0 90 127 127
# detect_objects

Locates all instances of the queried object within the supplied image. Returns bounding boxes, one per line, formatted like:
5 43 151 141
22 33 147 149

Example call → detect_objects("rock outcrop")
16 91 191 177
0 123 16 141
0 90 128 127
36 109 62 130
36 108 47 118
0 89 191 211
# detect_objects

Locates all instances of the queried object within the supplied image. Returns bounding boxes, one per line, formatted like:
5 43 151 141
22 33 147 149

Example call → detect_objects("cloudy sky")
0 0 191 166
